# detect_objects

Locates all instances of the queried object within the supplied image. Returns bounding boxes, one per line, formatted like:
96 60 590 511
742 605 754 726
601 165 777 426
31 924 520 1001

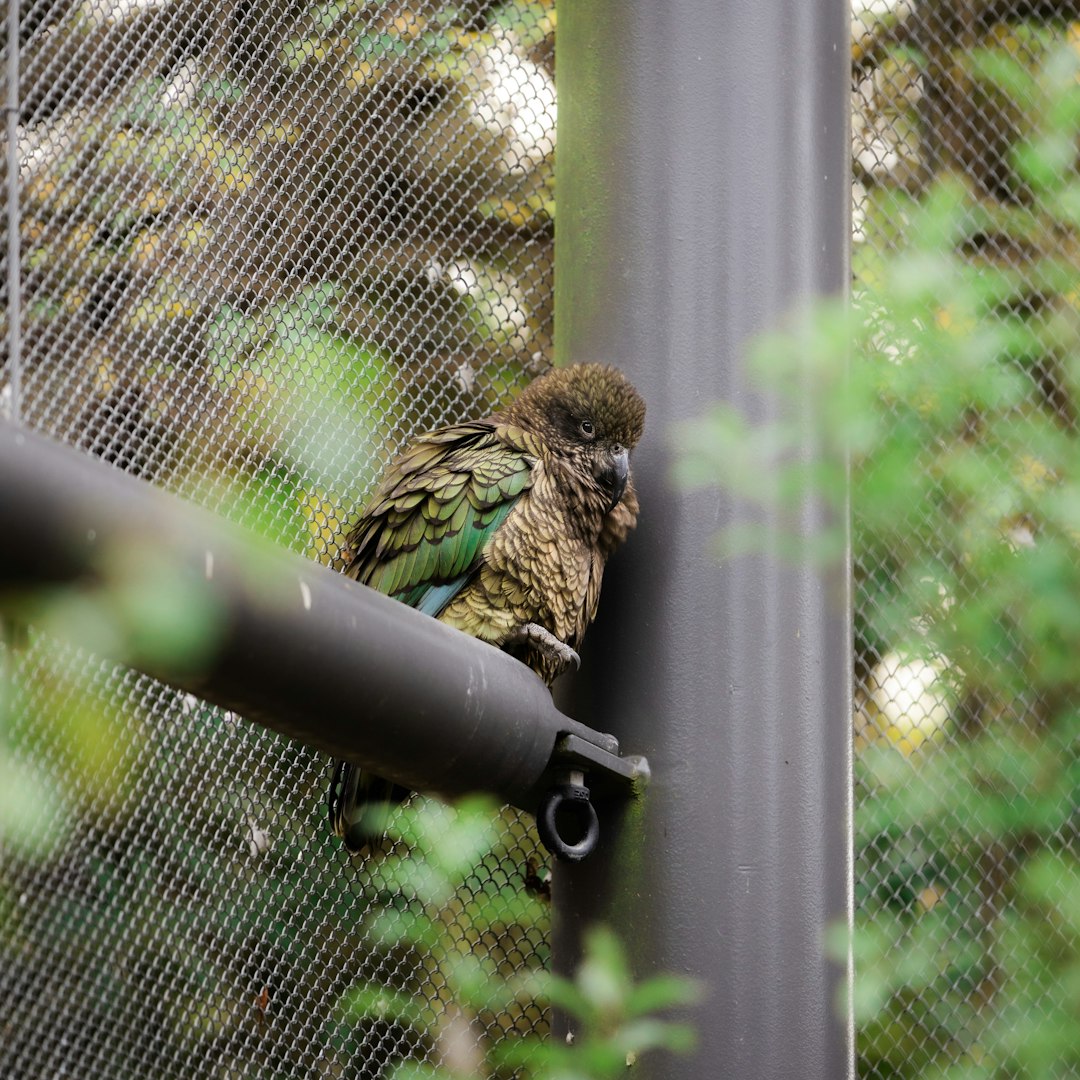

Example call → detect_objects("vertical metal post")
554 2 853 1078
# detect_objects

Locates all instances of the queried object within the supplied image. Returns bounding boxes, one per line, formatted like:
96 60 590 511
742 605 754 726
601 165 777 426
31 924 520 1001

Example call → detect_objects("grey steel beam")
555 1 853 1078
0 418 642 814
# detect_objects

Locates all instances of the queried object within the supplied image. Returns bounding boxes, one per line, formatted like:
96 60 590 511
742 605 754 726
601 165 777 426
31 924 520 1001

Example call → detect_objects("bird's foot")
508 623 580 676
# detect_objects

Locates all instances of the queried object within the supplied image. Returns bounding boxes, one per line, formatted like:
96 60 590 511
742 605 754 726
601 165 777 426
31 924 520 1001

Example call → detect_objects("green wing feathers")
345 421 534 615
331 422 533 853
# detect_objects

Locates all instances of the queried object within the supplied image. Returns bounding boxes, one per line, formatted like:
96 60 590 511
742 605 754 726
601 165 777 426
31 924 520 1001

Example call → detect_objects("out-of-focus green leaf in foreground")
338 796 700 1079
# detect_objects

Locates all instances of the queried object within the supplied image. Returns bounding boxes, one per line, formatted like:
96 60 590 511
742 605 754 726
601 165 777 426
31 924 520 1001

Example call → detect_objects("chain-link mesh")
2 2 553 1077
6 2 1077 1078
852 2 1078 1076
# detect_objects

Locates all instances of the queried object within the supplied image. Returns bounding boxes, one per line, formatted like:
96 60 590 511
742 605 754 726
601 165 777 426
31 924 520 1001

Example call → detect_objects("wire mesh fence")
2 1 554 1077
3 1 1078 1078
852 2 1079 1076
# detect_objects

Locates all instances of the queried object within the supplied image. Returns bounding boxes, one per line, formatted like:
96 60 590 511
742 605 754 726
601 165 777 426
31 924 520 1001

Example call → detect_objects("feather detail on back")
331 420 535 854
345 420 535 617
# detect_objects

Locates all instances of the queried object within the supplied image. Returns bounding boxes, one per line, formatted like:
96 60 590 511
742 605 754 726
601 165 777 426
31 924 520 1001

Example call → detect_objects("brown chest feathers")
437 455 639 684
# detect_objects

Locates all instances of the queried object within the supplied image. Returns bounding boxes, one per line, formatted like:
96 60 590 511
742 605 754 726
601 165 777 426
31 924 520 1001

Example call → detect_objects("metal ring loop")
537 784 601 862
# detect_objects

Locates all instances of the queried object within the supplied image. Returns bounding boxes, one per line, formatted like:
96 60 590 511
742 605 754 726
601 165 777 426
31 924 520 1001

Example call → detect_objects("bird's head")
507 363 646 514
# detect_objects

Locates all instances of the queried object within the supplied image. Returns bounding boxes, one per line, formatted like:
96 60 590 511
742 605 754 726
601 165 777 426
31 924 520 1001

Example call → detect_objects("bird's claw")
509 623 580 675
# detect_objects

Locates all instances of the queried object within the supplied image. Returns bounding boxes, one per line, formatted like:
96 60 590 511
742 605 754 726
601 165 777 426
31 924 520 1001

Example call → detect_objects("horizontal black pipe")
0 418 617 812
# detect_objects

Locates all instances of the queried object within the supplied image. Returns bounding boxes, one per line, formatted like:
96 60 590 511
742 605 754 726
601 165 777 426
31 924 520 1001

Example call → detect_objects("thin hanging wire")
5 0 20 423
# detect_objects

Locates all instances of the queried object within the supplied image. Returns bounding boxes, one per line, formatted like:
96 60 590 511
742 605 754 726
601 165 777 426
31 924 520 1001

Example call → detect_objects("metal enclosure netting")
852 3 1078 1077
2 1 554 1077
4 3 1078 1080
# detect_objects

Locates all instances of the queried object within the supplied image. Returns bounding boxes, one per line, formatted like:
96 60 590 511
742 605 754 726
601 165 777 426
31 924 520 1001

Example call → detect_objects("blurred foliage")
1 623 553 1078
493 926 698 1080
678 35 1080 1080
15 0 554 563
339 796 698 1080
4 2 556 1077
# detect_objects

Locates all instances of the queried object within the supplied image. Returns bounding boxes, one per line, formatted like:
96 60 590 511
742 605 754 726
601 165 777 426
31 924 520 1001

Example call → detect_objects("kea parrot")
328 362 646 852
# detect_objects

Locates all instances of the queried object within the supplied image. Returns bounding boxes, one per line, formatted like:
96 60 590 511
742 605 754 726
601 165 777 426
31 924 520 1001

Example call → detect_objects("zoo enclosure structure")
4 0 864 1077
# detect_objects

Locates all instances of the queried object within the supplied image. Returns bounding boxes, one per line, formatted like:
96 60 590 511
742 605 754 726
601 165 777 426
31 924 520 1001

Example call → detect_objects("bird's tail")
328 760 412 854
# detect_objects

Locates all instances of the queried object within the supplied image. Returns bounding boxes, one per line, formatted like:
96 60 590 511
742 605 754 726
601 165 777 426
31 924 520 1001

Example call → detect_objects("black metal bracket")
535 733 650 861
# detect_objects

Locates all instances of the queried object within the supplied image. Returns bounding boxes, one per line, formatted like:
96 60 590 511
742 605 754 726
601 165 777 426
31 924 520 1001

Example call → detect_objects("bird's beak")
600 447 629 514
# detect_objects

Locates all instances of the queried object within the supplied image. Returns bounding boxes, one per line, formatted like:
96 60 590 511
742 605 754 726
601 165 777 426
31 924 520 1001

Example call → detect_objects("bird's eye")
580 419 595 437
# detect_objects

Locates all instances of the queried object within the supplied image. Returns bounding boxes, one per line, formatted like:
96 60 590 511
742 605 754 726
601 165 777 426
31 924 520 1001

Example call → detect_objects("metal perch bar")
0 418 646 828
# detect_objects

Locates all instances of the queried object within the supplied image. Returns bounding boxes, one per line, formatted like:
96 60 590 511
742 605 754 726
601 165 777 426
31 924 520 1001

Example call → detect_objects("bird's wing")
345 421 534 615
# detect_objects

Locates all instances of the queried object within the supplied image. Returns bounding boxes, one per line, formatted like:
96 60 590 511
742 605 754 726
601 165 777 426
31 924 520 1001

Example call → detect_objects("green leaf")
365 906 442 952
624 974 703 1018
0 751 66 858
615 1017 698 1056
340 985 428 1030
575 927 631 1012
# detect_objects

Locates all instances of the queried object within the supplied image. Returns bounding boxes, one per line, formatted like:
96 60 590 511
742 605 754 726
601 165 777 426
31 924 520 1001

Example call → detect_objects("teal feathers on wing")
346 421 534 615
329 420 534 853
